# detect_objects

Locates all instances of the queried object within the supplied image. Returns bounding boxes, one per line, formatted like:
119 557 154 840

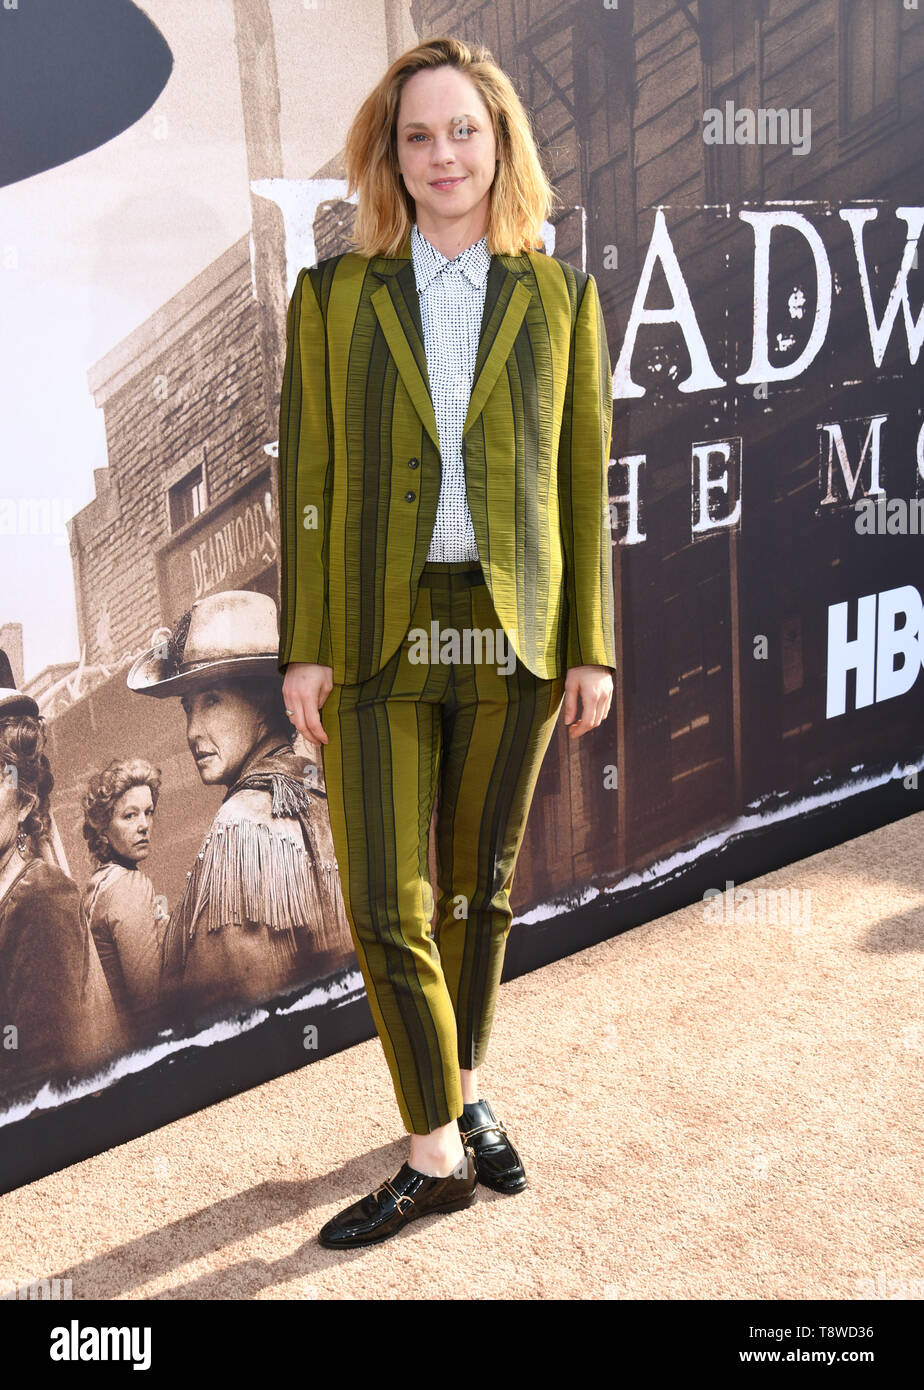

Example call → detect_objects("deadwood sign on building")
0 0 922 1188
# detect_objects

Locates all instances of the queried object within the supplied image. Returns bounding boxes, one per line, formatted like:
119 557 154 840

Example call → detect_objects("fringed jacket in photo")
277 229 617 684
160 741 354 1018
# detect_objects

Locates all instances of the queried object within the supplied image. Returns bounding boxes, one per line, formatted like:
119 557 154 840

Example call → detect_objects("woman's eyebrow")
400 114 478 131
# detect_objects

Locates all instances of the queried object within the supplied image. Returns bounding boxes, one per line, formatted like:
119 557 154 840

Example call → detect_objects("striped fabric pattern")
277 227 616 683
319 561 566 1134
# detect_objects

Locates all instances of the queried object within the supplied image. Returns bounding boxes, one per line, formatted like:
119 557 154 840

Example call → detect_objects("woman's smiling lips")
430 176 465 189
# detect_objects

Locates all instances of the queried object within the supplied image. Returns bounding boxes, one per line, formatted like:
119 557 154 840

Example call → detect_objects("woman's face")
396 65 497 244
180 681 266 787
106 784 155 865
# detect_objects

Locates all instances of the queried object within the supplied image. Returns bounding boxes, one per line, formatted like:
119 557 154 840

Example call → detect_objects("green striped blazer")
276 227 616 684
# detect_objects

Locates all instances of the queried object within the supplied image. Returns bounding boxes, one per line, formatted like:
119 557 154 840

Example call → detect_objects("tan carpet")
1 810 922 1300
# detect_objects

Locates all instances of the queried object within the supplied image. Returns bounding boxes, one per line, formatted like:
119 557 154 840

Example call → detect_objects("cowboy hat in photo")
126 590 283 699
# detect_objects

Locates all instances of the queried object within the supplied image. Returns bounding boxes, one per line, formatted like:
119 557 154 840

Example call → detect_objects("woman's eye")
409 126 475 143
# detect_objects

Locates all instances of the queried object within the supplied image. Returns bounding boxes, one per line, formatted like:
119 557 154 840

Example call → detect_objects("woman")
81 758 168 1046
125 589 355 1027
0 687 124 1104
278 36 616 1248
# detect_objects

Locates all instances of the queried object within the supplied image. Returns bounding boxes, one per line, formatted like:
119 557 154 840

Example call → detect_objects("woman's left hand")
562 666 614 739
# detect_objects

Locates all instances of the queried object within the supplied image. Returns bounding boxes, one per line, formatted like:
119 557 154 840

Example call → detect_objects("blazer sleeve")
277 267 335 672
557 270 618 674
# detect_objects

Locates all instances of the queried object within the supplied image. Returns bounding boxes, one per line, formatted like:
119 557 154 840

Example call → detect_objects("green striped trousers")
319 560 566 1134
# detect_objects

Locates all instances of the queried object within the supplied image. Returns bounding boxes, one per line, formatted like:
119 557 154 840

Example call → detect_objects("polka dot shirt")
410 220 490 562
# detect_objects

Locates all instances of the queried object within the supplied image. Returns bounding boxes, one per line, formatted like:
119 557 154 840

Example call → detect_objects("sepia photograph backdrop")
1 0 923 1189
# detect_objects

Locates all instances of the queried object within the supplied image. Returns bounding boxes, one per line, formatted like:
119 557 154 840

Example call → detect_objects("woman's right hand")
282 662 333 747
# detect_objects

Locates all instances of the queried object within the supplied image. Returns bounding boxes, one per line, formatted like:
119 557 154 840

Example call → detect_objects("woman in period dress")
0 666 123 1104
81 758 169 1048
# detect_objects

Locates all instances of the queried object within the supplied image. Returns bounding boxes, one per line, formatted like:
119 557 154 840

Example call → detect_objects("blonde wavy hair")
343 35 559 259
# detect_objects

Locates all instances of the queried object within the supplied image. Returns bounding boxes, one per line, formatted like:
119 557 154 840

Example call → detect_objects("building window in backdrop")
168 464 207 533
837 0 899 145
700 0 764 204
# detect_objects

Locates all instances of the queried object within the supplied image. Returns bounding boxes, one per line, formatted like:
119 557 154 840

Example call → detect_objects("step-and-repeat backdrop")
1 0 922 1185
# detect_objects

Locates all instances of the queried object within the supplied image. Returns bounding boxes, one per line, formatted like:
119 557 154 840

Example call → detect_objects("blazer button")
408 457 419 468
405 490 416 502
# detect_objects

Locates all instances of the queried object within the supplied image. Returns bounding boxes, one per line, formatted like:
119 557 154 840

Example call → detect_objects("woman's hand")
563 666 614 739
282 662 334 747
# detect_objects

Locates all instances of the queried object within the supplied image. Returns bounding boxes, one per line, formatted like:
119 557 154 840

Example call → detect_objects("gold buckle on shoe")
459 1118 508 1143
374 1176 415 1214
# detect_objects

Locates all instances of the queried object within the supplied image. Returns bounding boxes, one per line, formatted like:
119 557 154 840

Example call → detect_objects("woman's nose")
430 135 461 162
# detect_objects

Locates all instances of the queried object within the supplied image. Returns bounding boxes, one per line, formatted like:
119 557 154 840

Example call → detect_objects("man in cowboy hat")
127 590 354 1025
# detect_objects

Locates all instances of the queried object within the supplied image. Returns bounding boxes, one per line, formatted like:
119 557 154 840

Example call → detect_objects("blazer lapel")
369 230 533 453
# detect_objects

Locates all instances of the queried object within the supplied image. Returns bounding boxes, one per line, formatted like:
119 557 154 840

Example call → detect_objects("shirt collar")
411 221 490 293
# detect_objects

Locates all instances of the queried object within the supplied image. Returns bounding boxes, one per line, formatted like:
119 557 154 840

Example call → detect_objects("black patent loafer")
317 1148 477 1249
458 1099 527 1194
